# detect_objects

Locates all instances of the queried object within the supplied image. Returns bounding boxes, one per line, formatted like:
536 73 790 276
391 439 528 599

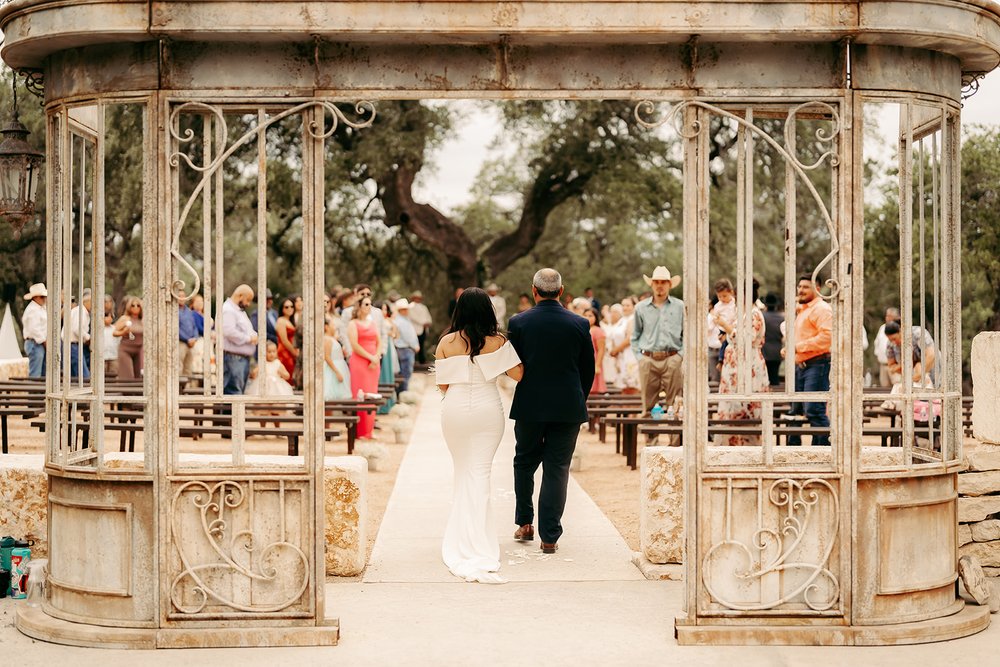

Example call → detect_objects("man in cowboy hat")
21 283 48 378
391 297 420 392
408 290 432 364
486 282 506 327
631 266 684 418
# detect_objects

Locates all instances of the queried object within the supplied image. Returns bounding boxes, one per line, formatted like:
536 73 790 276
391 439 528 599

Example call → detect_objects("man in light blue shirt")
392 298 420 392
631 266 684 416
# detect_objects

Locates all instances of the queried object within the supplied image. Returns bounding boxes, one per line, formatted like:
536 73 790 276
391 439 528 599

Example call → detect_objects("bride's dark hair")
444 287 500 358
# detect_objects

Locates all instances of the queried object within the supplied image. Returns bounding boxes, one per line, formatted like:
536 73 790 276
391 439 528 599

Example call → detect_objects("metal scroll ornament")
167 100 376 302
170 481 310 614
634 99 842 300
702 478 840 612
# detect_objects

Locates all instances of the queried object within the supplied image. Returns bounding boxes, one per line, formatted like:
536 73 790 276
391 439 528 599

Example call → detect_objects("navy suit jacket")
508 299 595 423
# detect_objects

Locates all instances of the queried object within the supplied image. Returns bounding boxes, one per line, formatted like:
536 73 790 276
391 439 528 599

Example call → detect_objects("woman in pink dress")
585 307 607 393
347 296 383 439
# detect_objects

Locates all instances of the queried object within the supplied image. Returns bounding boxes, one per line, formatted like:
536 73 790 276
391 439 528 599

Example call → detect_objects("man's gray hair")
532 268 562 296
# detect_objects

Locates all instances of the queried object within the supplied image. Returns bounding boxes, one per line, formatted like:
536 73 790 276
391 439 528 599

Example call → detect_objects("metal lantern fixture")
0 72 43 239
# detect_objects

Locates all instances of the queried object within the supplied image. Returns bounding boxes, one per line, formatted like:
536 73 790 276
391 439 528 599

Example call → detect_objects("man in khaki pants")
631 266 684 418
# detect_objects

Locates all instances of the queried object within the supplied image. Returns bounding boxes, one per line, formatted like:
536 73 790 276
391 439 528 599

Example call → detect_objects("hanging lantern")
0 74 43 239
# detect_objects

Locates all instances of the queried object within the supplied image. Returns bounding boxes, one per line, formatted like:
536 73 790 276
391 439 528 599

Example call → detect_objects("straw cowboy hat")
23 283 47 300
393 298 411 311
643 266 681 288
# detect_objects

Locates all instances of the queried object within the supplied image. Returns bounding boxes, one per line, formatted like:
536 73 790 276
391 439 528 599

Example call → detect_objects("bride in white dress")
435 288 524 584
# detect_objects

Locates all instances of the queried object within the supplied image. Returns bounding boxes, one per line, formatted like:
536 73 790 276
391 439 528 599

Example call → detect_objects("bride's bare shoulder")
481 334 508 354
436 332 466 358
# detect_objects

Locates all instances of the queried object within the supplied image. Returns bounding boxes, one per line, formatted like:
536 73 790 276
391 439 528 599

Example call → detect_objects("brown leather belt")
641 349 678 360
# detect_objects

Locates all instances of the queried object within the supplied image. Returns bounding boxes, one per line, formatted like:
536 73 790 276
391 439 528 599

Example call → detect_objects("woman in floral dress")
713 280 770 446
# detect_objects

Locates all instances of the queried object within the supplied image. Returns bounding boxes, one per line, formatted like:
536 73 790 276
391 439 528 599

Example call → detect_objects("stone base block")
16 605 339 649
972 332 1000 444
630 551 683 580
959 470 1000 496
639 445 905 566
0 358 28 381
640 446 683 564
676 603 989 646
959 496 1000 523
0 454 367 576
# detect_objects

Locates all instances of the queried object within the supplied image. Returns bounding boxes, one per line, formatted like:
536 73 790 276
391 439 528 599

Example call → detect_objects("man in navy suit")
507 268 595 554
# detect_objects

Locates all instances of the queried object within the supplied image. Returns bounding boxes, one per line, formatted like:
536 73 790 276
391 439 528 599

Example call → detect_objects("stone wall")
0 358 28 382
0 454 368 576
959 446 1000 575
962 332 1000 576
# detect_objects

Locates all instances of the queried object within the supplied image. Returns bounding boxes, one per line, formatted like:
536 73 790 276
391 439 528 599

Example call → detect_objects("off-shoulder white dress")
435 341 522 584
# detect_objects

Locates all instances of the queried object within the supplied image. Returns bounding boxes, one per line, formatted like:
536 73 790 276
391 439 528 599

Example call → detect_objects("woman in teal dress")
323 316 352 400
377 301 397 414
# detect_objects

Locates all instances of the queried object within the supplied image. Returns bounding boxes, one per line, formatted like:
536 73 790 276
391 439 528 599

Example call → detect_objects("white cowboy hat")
486 283 500 293
643 266 682 288
23 283 47 300
393 298 411 311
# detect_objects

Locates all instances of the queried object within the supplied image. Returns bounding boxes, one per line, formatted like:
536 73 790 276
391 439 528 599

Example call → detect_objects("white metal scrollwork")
634 99 842 299
166 100 376 302
702 478 841 612
169 480 310 614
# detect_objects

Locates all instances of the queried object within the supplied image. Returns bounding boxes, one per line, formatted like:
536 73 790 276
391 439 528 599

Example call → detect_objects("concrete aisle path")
362 384 645 584
4 383 1000 666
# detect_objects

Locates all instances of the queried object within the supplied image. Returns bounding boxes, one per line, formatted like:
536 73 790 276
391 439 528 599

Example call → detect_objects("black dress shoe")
514 525 534 542
541 542 558 554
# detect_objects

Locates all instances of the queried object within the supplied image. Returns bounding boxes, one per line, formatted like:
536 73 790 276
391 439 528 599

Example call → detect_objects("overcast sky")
417 73 1000 213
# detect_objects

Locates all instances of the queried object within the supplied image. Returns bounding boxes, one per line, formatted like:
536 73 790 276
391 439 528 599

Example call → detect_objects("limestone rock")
959 554 992 605
960 541 1000 568
0 457 48 557
966 446 1000 472
972 332 1000 444
640 446 684 564
398 390 419 404
960 523 973 546
958 496 1000 523
324 456 368 576
984 566 1000 577
958 470 1000 497
971 519 1000 542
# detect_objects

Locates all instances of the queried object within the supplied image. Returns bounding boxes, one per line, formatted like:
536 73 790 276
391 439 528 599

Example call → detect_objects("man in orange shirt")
786 275 832 446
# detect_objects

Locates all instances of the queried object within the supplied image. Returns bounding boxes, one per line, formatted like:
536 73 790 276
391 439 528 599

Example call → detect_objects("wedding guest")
408 290 433 364
250 288 279 345
448 286 464 319
874 307 901 386
706 297 723 384
323 316 352 400
517 293 532 313
113 295 144 380
102 294 120 378
178 290 199 377
785 275 832 446
885 320 937 386
762 293 784 387
487 283 506 327
274 298 298 379
393 298 420 392
245 341 293 397
189 293 206 375
584 287 601 311
63 289 92 379
377 300 398 414
348 296 382 439
714 278 769 445
610 297 640 394
221 284 257 395
601 304 622 387
21 282 47 378
585 307 607 393
631 266 684 415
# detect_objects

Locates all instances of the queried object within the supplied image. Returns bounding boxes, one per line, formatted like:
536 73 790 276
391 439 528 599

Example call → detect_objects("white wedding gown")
435 341 521 584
